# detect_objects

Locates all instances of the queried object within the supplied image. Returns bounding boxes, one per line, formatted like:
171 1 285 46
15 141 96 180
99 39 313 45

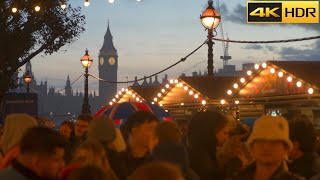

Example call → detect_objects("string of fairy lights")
9 0 142 13
109 61 319 107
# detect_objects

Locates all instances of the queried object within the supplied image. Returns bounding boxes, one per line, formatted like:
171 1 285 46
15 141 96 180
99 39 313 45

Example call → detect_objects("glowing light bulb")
169 79 174 84
308 88 314 94
112 98 116 102
109 102 113 105
151 102 155 104
287 76 292 82
12 7 18 13
262 63 267 68
181 103 184 106
136 97 139 101
165 84 170 88
184 86 188 91
121 88 125 91
132 94 136 98
296 81 302 87
201 100 206 105
154 97 158 102
227 90 232 95
115 95 119 98
161 89 165 93
157 93 161 97
278 72 283 77
247 70 252 76
109 0 115 3
84 0 90 6
174 79 178 84
254 64 259 70
233 83 238 89
189 91 193 95
221 99 226 104
240 78 245 83
235 100 239 104
159 104 163 106
61 4 66 9
35 6 40 11
179 83 183 87
194 94 199 99
270 68 275 74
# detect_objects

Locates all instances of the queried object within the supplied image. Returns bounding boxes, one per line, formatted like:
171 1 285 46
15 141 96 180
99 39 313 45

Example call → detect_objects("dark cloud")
243 44 264 50
279 40 320 60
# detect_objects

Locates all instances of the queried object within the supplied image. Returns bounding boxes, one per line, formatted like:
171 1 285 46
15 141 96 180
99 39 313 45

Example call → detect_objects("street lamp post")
24 70 32 93
200 0 221 76
80 49 93 114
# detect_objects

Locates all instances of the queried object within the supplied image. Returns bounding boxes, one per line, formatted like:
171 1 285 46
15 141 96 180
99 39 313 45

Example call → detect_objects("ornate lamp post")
80 49 93 114
200 0 221 76
23 70 32 93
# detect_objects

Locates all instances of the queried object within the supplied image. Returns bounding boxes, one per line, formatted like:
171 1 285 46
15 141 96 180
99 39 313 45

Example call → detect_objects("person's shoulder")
0 167 28 180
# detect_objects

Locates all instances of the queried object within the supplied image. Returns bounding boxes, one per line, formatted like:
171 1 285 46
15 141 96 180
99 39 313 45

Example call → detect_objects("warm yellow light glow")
262 63 267 68
128 91 132 95
170 79 174 84
233 83 238 89
157 93 161 97
220 99 226 104
161 89 165 93
194 94 199 99
12 7 17 13
165 84 170 88
174 79 178 84
287 76 293 82
184 86 188 91
308 88 314 94
247 70 252 76
270 68 275 74
159 104 163 106
132 94 136 98
240 78 245 83
118 91 122 95
109 102 113 105
227 90 232 95
112 98 116 102
179 83 183 87
84 0 90 6
151 102 155 104
254 64 259 70
35 6 40 11
235 100 239 104
115 95 119 98
278 72 283 77
125 88 128 92
201 100 206 105
189 91 193 95
121 88 125 92
61 4 66 9
296 81 302 87
136 97 139 101
181 103 184 106
154 97 158 102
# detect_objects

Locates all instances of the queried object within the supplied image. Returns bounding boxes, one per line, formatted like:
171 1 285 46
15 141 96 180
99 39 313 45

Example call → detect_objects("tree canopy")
0 0 85 97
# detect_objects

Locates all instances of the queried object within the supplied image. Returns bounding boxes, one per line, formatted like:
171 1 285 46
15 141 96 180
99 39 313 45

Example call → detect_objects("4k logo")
247 1 319 24
248 3 282 22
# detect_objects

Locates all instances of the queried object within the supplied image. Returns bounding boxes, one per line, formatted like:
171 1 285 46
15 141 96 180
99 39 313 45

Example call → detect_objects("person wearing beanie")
233 115 303 180
0 113 38 169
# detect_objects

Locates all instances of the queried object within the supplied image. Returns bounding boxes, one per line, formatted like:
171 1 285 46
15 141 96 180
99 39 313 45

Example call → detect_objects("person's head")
72 139 109 171
155 121 182 145
87 115 116 147
1 113 38 153
122 111 159 150
188 111 230 148
289 115 316 159
74 114 92 139
66 165 109 180
19 127 66 179
247 115 292 166
59 121 73 140
128 161 185 180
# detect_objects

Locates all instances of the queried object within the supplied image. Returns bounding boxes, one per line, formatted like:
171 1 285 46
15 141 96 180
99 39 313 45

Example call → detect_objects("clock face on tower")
99 57 104 65
108 57 116 65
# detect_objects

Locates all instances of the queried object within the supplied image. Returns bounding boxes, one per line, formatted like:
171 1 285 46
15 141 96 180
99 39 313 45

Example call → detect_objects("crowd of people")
0 110 320 180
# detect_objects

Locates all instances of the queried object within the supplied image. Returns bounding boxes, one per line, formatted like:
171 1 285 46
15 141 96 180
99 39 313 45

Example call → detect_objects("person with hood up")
87 115 126 180
0 113 38 169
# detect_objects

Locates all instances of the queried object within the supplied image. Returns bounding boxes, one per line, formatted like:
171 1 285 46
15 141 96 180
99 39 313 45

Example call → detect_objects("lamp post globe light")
80 49 93 114
23 70 32 94
200 0 221 76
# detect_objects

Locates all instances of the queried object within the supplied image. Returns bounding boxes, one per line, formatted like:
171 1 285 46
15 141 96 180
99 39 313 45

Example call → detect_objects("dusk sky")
26 0 320 95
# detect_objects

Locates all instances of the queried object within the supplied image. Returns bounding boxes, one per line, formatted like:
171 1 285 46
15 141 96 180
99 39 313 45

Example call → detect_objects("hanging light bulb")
308 88 314 94
287 76 293 82
247 70 252 76
262 63 267 68
201 100 206 105
157 93 161 97
189 90 193 95
235 100 240 104
194 94 199 99
296 81 302 87
270 68 275 74
12 7 18 13
174 79 178 84
84 0 90 6
35 5 40 11
278 71 284 77
184 86 188 91
169 79 174 84
227 90 232 95
233 83 238 89
60 0 66 9
220 99 226 104
240 78 245 83
109 102 113 105
165 84 170 88
254 64 259 70
161 89 165 93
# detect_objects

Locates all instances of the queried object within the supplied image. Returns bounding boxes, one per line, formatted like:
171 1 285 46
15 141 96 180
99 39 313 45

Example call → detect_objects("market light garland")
108 87 144 105
224 61 318 105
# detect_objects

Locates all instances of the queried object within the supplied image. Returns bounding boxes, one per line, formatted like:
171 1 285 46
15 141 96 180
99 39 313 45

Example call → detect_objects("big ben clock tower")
98 22 118 105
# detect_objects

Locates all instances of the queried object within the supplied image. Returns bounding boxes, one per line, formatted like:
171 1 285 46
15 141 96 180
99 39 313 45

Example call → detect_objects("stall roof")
129 86 162 102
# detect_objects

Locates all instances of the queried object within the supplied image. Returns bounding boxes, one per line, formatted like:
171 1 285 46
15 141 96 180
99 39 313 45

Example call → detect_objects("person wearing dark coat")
287 115 320 179
188 111 230 180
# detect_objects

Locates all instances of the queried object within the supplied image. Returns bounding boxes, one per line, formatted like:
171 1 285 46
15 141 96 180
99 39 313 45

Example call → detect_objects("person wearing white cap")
233 115 304 180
